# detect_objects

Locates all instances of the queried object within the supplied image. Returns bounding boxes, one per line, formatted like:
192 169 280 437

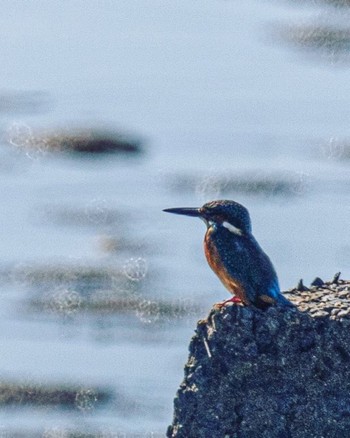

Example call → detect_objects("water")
0 0 350 435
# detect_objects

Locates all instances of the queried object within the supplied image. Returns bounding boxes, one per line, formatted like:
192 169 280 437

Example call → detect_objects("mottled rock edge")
167 279 350 438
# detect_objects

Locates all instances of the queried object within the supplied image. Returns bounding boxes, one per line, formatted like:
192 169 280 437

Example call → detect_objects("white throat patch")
222 221 243 236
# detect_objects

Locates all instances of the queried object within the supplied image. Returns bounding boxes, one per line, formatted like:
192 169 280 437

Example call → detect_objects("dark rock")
168 279 350 437
296 278 309 291
332 271 341 284
310 276 324 287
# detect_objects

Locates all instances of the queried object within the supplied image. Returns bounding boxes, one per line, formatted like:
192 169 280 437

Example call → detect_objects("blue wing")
268 277 281 299
227 234 292 307
210 227 293 307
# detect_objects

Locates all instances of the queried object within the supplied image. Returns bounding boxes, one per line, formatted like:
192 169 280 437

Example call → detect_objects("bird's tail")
276 292 294 308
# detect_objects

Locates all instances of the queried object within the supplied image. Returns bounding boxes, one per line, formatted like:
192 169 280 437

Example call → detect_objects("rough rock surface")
167 278 350 438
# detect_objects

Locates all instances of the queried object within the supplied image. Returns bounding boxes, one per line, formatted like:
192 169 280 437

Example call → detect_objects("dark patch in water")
96 234 150 255
0 381 112 410
299 0 350 7
1 263 199 321
3 264 130 290
40 204 125 228
1 263 144 306
28 291 200 320
6 126 144 156
0 429 165 437
282 24 350 56
46 130 142 155
169 171 307 197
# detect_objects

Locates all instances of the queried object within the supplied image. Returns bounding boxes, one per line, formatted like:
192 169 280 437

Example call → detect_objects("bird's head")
163 200 252 235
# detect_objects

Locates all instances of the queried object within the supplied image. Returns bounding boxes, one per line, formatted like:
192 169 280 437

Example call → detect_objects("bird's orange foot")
214 296 244 310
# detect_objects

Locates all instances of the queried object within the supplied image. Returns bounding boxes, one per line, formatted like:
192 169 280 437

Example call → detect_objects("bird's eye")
214 214 226 224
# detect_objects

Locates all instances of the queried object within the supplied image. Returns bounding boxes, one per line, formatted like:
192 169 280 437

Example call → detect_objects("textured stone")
167 279 350 438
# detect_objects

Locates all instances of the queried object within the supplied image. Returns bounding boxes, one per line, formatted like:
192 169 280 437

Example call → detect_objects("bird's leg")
214 295 243 309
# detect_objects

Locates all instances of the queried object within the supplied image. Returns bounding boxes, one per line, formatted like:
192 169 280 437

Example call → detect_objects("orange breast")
204 228 249 304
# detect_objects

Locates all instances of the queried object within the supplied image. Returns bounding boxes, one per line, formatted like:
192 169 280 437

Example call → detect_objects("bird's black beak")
163 207 202 218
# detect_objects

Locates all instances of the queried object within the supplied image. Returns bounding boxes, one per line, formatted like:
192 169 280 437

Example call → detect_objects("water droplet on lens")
75 388 98 412
48 288 82 317
6 121 47 160
123 257 148 281
136 299 160 324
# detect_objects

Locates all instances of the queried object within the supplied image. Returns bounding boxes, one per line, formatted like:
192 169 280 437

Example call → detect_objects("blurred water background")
0 0 350 436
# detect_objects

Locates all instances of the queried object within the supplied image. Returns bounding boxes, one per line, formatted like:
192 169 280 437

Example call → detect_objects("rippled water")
0 0 350 436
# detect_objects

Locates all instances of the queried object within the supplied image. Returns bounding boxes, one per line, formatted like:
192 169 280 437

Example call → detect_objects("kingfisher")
163 200 292 309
